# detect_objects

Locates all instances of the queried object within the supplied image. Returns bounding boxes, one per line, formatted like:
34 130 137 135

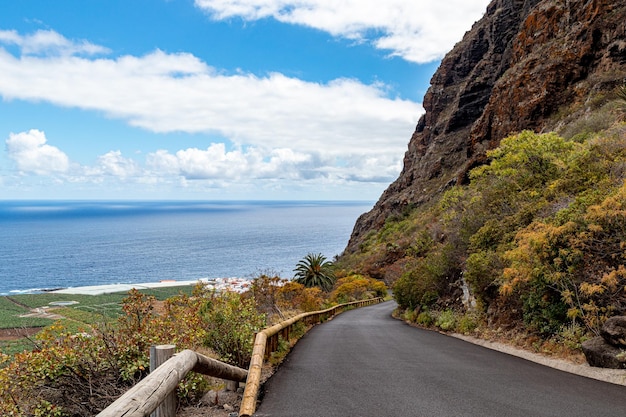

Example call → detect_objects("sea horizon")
0 200 373 295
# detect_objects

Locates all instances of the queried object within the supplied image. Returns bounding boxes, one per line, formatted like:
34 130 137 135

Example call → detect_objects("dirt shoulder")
452 333 626 386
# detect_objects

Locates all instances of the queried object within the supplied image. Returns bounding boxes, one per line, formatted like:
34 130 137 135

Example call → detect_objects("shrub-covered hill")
346 0 626 255
338 0 626 352
339 109 626 345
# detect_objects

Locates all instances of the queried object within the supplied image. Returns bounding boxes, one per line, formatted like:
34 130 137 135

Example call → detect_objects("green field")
0 285 196 355
0 296 54 329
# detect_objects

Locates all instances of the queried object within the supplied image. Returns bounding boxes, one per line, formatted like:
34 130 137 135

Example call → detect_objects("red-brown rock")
345 0 626 255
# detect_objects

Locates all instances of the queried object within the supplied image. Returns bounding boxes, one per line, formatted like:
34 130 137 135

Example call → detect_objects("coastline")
48 277 251 296
2 200 368 298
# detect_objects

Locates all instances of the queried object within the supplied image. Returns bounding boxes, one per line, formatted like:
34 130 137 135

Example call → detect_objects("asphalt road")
255 301 626 417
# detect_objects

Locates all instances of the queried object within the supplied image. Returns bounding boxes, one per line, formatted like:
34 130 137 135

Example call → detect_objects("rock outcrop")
345 0 626 254
582 316 626 369
601 316 626 348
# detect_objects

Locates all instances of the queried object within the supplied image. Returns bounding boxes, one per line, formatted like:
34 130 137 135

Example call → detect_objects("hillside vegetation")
339 94 626 351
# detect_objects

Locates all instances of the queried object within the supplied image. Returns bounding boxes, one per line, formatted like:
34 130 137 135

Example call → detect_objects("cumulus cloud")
194 0 491 63
147 144 402 184
92 151 142 178
0 29 425 195
5 130 139 181
0 29 109 56
146 145 314 181
4 129 400 195
5 129 70 174
0 30 421 158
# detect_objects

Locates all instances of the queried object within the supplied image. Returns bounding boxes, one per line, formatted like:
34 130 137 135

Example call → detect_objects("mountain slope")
345 0 626 255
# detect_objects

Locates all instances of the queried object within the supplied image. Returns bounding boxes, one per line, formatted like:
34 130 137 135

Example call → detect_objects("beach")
50 277 252 296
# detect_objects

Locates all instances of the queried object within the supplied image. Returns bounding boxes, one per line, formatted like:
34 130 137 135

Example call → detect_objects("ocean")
0 200 372 295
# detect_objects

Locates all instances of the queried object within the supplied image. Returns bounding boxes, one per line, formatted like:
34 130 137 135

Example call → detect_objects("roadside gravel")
452 333 626 386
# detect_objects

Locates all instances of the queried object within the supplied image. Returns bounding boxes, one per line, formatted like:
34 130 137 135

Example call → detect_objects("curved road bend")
255 301 626 417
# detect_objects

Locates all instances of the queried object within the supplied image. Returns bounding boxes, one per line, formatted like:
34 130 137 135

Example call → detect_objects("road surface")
255 301 626 417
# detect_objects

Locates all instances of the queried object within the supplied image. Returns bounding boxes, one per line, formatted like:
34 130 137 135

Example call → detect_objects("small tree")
247 274 284 315
331 274 388 303
293 253 336 291
201 291 266 368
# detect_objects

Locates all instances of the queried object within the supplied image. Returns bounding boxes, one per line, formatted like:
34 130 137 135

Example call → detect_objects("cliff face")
346 0 626 254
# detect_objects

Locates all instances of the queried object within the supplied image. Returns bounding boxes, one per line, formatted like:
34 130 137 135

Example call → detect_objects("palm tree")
293 253 336 291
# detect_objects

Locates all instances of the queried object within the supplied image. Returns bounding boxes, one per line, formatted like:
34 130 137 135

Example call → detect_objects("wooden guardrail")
239 297 384 417
96 349 248 417
95 297 383 417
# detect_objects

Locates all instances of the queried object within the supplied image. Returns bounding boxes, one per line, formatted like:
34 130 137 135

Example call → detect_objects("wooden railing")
96 348 248 417
96 297 384 417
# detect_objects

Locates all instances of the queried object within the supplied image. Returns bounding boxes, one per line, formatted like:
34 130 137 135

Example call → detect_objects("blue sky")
0 0 490 200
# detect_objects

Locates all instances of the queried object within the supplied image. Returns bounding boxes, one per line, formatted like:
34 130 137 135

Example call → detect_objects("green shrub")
457 313 479 334
393 245 457 310
33 399 64 417
464 250 503 309
177 373 211 406
201 291 266 368
269 336 291 365
402 308 419 323
435 310 456 331
291 321 307 339
557 322 588 350
406 231 435 258
420 290 439 307
520 280 569 336
416 311 435 327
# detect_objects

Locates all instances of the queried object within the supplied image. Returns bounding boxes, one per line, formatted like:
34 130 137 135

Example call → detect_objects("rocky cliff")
345 0 626 254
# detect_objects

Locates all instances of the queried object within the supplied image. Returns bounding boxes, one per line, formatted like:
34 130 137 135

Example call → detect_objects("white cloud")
194 0 491 63
169 144 250 180
0 29 109 56
4 129 400 196
0 50 419 157
92 151 142 178
146 145 315 180
0 30 421 159
5 129 70 174
146 144 403 184
146 144 402 184
0 30 425 196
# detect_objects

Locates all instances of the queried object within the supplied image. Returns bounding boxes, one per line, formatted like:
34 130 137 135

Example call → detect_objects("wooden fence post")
150 345 177 417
